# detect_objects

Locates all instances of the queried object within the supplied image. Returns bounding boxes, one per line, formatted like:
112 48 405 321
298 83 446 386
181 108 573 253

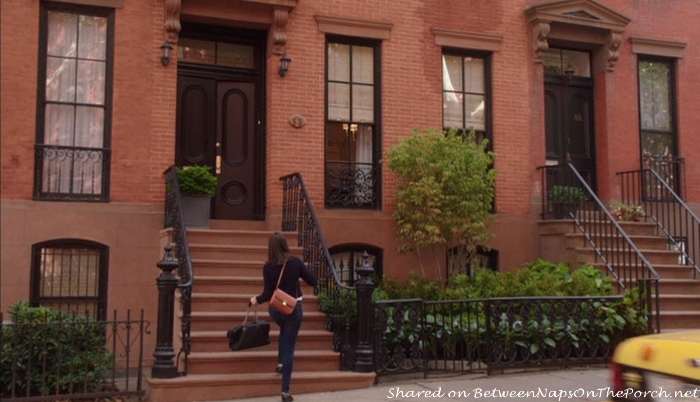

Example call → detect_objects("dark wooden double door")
176 75 263 220
545 77 596 188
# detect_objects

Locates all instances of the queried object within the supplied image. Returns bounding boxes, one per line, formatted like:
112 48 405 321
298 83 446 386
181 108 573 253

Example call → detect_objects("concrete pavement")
211 366 614 402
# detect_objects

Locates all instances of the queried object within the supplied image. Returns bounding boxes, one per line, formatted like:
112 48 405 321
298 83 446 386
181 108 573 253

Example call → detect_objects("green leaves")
386 128 497 278
176 165 217 196
1 302 113 397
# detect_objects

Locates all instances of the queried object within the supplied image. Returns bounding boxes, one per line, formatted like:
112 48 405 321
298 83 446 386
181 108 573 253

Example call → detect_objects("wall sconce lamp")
564 63 575 80
161 41 174 67
279 54 291 77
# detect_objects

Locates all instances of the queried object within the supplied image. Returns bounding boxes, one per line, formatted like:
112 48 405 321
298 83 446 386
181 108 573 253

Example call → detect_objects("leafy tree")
386 128 497 280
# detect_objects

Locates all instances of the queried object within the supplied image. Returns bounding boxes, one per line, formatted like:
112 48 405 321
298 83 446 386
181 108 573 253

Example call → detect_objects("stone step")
652 264 699 279
659 294 700 311
189 311 328 332
187 229 298 247
659 311 700 329
657 279 700 294
192 276 314 295
574 248 682 265
190 329 334 353
564 233 672 251
148 371 376 402
191 292 320 313
186 350 340 375
209 220 270 231
193 259 267 277
589 263 696 280
189 244 303 261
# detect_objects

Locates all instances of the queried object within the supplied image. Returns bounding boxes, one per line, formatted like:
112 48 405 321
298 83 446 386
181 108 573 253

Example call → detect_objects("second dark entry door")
176 76 259 220
545 78 596 188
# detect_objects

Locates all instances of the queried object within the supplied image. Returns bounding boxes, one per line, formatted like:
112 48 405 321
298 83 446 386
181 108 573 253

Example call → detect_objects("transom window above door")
178 38 255 69
544 48 591 78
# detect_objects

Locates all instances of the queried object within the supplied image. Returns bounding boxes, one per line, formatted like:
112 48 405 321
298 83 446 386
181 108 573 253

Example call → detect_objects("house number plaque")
289 114 306 129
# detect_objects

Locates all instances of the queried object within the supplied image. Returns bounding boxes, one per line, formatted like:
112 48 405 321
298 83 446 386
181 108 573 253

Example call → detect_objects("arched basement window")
31 239 109 320
328 244 383 286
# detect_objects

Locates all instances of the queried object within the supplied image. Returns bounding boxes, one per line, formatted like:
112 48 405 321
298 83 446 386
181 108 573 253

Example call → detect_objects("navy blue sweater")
255 256 318 304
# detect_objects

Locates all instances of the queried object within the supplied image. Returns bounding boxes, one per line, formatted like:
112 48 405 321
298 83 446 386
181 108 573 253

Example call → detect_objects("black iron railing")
618 168 699 279
642 156 685 198
34 144 110 201
280 173 363 370
539 163 660 332
163 166 193 375
373 296 644 378
325 162 377 209
0 310 148 401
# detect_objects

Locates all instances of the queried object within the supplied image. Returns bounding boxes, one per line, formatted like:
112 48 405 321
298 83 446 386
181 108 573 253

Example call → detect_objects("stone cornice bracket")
606 32 622 72
164 0 181 43
531 21 551 64
271 7 289 55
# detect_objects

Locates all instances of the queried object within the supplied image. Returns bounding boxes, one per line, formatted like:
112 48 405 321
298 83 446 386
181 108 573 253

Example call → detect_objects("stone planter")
181 194 212 228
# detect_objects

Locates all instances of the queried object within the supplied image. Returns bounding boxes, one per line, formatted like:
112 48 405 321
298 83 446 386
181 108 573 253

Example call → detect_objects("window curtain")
42 11 106 195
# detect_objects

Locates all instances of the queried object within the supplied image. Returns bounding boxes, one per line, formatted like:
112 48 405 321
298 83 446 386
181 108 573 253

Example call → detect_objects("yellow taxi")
610 330 700 401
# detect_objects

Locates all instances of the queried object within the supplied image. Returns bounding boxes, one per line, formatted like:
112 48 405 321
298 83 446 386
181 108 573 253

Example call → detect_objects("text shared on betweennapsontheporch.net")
385 386 700 401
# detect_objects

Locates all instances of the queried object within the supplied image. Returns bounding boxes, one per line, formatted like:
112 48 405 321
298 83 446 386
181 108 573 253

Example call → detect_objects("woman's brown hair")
268 232 290 264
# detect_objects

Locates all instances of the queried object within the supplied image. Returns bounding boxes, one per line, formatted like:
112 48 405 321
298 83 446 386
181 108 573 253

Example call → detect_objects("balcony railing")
325 162 377 209
34 144 110 201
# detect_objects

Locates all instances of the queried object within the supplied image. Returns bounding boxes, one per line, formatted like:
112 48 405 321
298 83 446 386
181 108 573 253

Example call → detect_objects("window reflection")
178 38 255 69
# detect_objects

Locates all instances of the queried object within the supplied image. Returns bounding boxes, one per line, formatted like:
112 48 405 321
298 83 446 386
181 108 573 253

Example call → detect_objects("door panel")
216 82 255 220
545 81 596 188
176 77 258 220
176 76 215 167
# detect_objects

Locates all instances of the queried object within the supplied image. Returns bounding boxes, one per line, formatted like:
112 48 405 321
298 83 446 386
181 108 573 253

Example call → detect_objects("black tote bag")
227 306 271 351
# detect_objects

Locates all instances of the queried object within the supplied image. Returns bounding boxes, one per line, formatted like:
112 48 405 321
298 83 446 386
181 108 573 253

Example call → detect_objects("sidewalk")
213 366 613 402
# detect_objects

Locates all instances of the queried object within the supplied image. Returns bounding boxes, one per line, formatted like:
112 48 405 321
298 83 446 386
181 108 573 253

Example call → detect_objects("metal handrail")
538 163 660 332
279 173 357 367
618 167 700 279
163 166 193 375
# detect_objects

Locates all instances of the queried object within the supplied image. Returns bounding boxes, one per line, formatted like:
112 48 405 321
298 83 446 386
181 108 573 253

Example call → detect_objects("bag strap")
274 257 298 298
274 258 288 289
242 305 260 326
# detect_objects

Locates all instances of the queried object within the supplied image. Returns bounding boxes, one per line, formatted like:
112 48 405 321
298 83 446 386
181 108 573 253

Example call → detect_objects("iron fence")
0 310 148 401
373 296 646 379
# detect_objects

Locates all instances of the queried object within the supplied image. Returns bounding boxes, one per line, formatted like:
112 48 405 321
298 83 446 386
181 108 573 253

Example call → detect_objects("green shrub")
549 185 588 203
1 301 112 397
176 165 217 196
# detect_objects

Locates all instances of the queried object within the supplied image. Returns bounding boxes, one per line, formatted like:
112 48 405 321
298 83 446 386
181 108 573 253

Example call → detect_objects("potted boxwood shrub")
549 185 587 219
177 165 217 228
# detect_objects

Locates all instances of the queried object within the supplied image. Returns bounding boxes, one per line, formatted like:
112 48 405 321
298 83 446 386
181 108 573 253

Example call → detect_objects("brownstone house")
1 0 699 400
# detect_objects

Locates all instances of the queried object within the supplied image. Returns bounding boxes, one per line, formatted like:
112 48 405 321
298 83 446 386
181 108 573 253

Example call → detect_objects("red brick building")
1 0 698 386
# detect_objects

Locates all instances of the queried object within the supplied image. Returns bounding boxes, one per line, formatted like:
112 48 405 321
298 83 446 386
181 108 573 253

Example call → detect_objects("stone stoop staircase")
148 220 376 402
539 219 700 331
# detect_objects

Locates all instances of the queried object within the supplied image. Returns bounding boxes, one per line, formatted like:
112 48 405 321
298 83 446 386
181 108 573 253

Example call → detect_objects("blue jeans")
269 302 303 394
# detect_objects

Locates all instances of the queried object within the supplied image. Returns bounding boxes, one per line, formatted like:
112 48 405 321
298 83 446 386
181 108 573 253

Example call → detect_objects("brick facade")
1 0 699 351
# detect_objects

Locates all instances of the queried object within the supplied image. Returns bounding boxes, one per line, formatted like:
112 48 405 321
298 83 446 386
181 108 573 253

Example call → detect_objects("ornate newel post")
354 251 375 372
152 244 179 378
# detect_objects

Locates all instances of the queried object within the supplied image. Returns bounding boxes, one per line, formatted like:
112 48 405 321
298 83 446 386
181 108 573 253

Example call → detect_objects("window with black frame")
34 3 113 201
325 37 380 209
329 244 383 286
31 240 109 321
447 246 499 278
442 50 491 144
442 49 495 212
638 57 681 198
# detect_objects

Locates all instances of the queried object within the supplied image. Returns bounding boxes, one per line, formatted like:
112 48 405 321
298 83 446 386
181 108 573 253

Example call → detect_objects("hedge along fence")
373 293 648 377
318 260 649 377
1 301 148 401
